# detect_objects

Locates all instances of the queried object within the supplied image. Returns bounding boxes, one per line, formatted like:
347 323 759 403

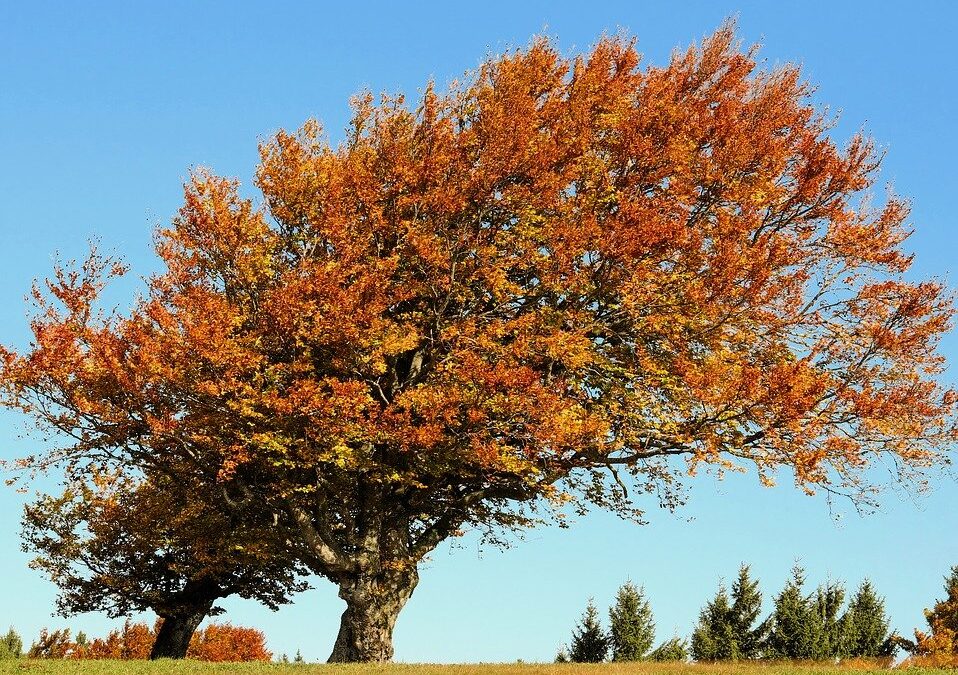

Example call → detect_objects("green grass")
0 662 952 675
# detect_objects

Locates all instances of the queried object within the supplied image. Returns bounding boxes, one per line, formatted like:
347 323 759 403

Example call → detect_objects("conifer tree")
763 565 822 660
0 628 23 659
692 582 736 661
813 581 845 659
649 636 689 661
570 599 609 663
693 565 766 661
609 582 656 661
841 580 894 657
730 564 766 659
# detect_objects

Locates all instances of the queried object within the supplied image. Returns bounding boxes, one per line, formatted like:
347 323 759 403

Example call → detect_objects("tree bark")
150 608 208 659
327 566 419 663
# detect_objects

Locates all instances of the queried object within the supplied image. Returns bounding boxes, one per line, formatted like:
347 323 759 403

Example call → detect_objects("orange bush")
30 620 269 661
78 620 156 660
187 623 271 662
27 628 73 658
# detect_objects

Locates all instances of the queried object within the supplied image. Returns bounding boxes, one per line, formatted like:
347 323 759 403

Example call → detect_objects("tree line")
556 564 958 665
0 22 954 664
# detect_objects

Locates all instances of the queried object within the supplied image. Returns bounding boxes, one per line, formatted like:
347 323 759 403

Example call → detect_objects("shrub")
28 628 73 658
187 623 271 662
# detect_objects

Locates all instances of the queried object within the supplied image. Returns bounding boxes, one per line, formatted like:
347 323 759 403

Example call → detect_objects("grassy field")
0 662 952 675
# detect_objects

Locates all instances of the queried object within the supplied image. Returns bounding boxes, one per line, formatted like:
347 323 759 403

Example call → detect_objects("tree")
730 564 766 659
691 581 736 661
0 628 22 659
649 636 688 662
2 24 955 662
569 599 609 663
909 566 958 656
21 469 307 659
609 581 655 660
812 581 845 659
841 580 894 658
763 565 825 660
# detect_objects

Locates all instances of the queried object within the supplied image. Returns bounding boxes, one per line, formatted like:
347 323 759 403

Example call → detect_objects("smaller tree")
813 581 845 659
569 598 609 663
649 636 688 662
608 582 655 661
730 565 766 659
0 628 23 659
910 565 958 656
763 565 822 660
691 582 736 661
841 580 895 657
22 469 308 660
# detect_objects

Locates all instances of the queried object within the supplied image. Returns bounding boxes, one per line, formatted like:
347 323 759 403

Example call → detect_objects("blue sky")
1 0 956 663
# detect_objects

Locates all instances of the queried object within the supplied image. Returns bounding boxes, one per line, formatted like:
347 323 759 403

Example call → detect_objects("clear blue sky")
1 0 956 663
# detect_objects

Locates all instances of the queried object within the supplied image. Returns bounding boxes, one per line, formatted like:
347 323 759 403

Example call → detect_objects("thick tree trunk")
150 609 208 659
327 567 419 663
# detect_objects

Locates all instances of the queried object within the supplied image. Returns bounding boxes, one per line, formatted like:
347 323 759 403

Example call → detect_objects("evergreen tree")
609 582 656 661
813 581 845 659
841 580 894 657
691 582 737 661
763 565 823 660
554 644 570 663
730 564 766 659
569 598 609 663
0 628 22 660
649 636 689 661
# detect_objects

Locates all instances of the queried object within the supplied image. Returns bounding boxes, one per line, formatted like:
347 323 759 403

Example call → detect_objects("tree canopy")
1 24 954 661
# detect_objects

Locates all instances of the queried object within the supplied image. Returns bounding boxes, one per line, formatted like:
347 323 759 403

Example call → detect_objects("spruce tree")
649 637 689 661
691 582 736 661
763 565 822 660
841 580 894 657
730 564 766 659
609 582 656 661
0 629 22 660
569 598 609 663
813 581 845 659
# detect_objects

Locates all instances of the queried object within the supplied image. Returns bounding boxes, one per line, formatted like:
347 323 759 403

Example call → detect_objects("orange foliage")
4 23 956 662
31 621 269 662
911 568 958 657
187 623 271 662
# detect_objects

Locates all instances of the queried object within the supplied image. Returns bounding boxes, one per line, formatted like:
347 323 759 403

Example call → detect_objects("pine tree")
554 644 570 663
730 564 766 659
609 582 656 661
763 565 823 660
569 598 609 663
841 580 894 657
691 582 737 661
649 636 689 661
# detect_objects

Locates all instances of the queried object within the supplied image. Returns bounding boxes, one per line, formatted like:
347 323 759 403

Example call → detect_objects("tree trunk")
327 566 419 662
150 608 209 660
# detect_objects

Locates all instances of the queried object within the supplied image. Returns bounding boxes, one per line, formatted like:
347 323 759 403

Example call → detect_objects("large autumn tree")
1 25 955 662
